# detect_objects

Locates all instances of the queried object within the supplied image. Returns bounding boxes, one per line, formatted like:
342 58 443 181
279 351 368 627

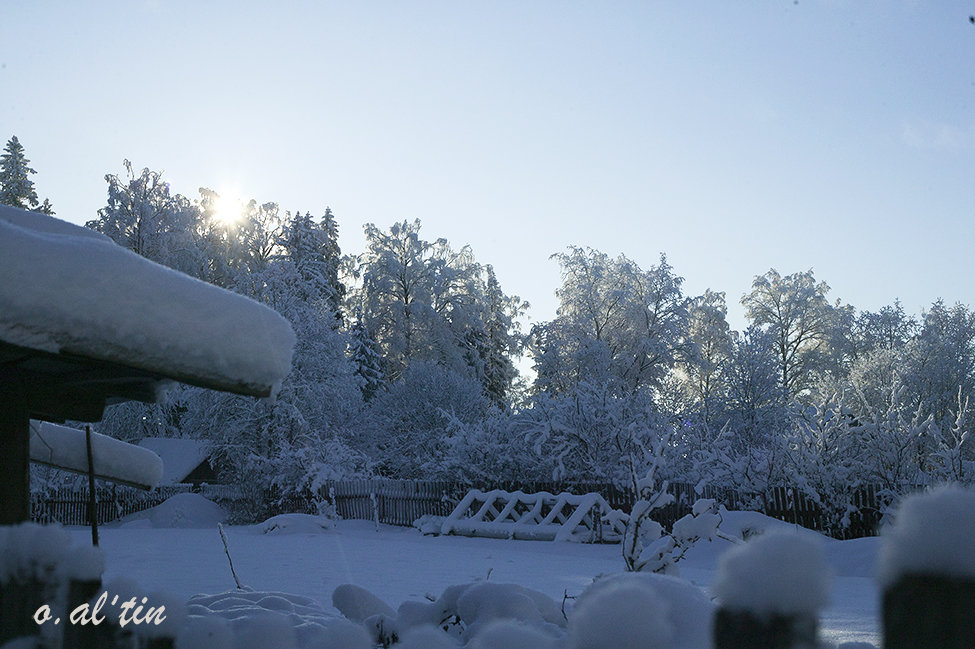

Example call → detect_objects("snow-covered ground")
66 506 881 647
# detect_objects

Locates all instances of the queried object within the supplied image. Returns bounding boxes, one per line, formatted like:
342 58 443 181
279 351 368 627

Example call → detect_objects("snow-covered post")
370 491 380 531
712 532 830 649
62 544 104 649
878 487 975 649
0 524 70 646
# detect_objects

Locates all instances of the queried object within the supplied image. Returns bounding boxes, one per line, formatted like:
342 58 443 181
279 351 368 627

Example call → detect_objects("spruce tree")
0 136 48 212
349 315 385 401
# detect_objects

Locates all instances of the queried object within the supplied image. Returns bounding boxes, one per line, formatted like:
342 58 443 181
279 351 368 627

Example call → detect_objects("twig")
218 523 245 590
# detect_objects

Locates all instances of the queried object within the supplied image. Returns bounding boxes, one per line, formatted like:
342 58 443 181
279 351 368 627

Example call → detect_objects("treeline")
6 142 974 530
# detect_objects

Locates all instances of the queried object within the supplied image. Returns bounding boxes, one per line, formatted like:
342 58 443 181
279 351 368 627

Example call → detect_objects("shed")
0 204 295 523
137 437 217 486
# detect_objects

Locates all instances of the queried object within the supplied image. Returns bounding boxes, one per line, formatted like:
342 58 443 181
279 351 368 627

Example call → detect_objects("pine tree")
279 208 345 323
349 315 385 402
0 136 53 213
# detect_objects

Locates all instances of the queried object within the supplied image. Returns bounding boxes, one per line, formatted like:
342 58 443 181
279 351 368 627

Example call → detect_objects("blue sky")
3 1 973 331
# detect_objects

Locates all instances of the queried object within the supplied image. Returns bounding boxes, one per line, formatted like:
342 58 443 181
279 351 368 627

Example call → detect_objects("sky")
3 1 974 332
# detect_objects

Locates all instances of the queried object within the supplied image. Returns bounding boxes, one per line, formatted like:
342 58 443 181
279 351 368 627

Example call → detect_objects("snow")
467 620 560 649
182 589 365 649
30 421 163 489
0 522 70 582
877 485 975 586
569 572 713 649
395 625 460 649
114 493 227 529
60 517 880 646
0 204 295 398
331 583 396 622
713 531 831 617
63 543 104 581
261 513 336 535
137 438 210 485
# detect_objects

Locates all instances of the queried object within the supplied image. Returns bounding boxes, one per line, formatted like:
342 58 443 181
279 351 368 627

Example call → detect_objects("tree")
348 314 385 402
901 300 975 426
0 136 53 213
681 289 733 425
356 362 491 479
351 220 524 390
742 269 835 399
533 247 687 396
86 160 201 275
279 208 345 323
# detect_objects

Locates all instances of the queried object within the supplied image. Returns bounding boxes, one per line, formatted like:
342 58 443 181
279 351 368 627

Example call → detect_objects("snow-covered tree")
348 314 385 402
532 247 688 396
680 289 733 426
742 269 835 399
86 160 202 276
279 208 345 322
351 220 524 391
516 381 675 487
0 136 54 213
355 362 491 479
901 300 975 426
788 394 865 535
722 326 786 445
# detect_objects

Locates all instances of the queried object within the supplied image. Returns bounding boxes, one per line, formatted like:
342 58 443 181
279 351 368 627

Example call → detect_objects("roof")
137 437 212 485
0 205 295 421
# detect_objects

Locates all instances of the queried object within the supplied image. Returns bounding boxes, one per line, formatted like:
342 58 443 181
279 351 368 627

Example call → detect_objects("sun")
211 190 245 226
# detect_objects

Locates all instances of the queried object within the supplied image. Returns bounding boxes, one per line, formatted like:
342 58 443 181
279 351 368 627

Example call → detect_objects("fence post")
880 487 975 649
712 533 828 649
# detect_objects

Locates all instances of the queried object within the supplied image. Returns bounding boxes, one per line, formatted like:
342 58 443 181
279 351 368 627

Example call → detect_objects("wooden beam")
0 372 30 524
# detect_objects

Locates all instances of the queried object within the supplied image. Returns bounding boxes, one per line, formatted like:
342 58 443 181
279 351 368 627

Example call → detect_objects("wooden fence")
30 479 894 539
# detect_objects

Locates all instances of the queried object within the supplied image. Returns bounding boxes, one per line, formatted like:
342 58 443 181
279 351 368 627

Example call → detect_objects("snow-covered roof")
0 205 295 401
137 437 211 485
30 421 163 490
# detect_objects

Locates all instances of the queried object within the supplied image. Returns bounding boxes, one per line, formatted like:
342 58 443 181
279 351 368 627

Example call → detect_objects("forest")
5 139 975 533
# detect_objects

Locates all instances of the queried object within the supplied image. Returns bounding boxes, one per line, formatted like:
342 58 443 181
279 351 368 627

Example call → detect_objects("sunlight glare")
212 190 245 226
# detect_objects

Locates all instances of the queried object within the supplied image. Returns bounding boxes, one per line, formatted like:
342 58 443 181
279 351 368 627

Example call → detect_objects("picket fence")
31 479 890 539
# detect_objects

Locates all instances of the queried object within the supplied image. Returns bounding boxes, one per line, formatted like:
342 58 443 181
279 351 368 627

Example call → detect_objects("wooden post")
63 577 103 649
86 425 100 546
883 574 975 649
714 608 818 649
0 372 30 524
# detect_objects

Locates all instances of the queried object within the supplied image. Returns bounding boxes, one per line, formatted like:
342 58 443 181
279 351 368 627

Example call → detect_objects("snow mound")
260 513 336 535
117 493 226 528
568 572 713 649
713 531 831 616
332 583 396 623
467 619 560 649
396 625 460 649
718 508 828 542
186 589 353 649
877 485 975 586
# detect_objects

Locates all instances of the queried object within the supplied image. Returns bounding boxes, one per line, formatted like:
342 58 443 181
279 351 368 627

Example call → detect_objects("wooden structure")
0 205 294 525
441 488 629 542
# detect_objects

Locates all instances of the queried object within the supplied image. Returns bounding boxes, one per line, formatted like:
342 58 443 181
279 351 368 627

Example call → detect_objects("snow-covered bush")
356 362 492 479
